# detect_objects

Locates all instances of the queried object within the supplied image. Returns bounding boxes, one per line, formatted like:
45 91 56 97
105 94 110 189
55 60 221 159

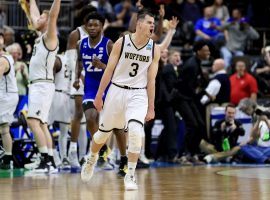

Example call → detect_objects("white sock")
38 146 48 154
127 162 137 177
78 124 87 161
59 123 69 159
48 148 53 156
69 142 77 153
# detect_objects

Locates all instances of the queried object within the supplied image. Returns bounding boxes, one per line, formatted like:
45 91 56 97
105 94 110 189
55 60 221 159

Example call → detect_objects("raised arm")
158 16 179 51
151 5 165 42
29 0 41 29
145 44 161 121
94 38 123 112
44 0 61 50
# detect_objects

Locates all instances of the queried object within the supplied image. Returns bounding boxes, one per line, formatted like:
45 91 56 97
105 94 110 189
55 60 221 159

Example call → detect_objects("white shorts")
0 93 19 125
69 97 86 123
48 91 71 125
28 82 55 123
99 84 148 131
70 72 84 96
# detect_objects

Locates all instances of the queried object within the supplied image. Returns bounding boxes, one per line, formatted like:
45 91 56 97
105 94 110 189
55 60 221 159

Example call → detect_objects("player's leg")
69 95 83 167
0 124 13 169
113 129 128 177
78 123 87 163
58 123 70 167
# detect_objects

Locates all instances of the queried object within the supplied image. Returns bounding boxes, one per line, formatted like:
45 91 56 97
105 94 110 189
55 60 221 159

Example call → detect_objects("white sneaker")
81 156 97 182
139 154 150 164
68 151 80 168
24 156 41 170
203 155 214 164
124 175 138 190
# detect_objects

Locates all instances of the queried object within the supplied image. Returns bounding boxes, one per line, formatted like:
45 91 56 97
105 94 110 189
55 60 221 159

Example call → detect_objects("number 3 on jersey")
129 63 139 77
86 61 102 72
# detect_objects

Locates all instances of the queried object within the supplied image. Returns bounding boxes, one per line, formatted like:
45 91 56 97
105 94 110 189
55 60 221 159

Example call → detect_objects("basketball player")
81 9 160 190
26 0 60 172
74 12 128 176
66 6 95 168
48 54 71 168
0 41 19 169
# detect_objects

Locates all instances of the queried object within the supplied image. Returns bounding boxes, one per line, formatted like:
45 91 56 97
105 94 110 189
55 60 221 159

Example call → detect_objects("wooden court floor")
0 166 270 200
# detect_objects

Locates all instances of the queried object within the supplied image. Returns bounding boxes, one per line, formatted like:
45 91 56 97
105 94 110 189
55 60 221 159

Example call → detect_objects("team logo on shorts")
36 110 41 116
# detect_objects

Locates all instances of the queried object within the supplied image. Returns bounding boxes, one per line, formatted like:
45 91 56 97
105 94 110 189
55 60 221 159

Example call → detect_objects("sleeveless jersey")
29 34 59 82
112 34 154 88
0 54 18 93
79 36 110 99
55 54 69 92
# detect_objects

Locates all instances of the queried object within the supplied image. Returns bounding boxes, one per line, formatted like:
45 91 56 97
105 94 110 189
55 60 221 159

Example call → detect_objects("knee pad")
93 130 112 144
128 121 143 154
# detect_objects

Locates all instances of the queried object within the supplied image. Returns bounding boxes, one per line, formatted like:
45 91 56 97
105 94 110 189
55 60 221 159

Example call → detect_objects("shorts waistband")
29 79 54 84
112 83 146 90
55 89 70 95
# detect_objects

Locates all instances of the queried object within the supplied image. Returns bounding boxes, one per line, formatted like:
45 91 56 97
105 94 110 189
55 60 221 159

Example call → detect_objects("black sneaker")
136 159 150 169
117 156 128 177
33 154 49 173
0 155 13 170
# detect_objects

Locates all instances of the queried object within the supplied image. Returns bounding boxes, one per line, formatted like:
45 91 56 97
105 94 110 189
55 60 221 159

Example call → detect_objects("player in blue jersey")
73 12 127 176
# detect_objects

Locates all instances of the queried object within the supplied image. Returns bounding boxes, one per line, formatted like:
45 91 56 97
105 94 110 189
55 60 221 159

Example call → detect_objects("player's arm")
29 0 41 29
93 40 114 70
44 0 61 50
65 30 80 72
145 44 160 121
151 5 165 42
94 37 123 112
53 56 62 76
73 41 83 90
0 57 10 79
158 16 179 51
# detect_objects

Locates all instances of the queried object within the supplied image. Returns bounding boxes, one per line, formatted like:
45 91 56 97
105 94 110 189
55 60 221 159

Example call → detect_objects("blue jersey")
79 36 110 102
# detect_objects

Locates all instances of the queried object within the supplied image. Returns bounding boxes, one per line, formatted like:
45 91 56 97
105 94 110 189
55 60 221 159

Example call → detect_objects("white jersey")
77 26 88 40
55 54 69 92
112 34 154 88
29 34 59 82
0 54 18 93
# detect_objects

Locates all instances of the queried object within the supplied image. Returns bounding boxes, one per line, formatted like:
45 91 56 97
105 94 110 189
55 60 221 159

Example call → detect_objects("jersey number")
86 61 102 72
129 63 139 77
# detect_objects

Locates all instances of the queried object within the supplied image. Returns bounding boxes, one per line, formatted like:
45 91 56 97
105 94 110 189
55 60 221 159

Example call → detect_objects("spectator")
200 58 230 105
6 43 28 96
90 0 115 22
252 46 270 96
240 114 270 164
3 26 15 46
220 8 259 68
230 60 258 105
114 0 136 29
194 6 224 43
155 50 182 162
172 40 210 164
203 104 244 163
211 0 230 24
0 6 7 29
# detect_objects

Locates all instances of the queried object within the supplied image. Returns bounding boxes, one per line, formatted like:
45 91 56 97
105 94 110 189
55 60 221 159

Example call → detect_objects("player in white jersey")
0 46 19 169
81 9 160 190
26 0 60 173
65 6 97 167
47 54 71 168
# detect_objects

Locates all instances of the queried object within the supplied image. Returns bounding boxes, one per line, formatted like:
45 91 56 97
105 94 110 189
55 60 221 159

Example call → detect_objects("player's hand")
94 96 103 112
92 56 105 69
159 4 165 18
73 79 80 90
169 16 179 30
145 108 155 122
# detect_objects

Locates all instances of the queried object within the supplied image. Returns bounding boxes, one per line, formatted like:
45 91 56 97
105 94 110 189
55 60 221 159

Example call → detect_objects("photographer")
240 114 270 164
211 104 245 152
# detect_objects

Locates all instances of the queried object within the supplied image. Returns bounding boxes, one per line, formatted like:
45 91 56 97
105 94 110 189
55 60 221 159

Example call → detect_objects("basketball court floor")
1 164 270 200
